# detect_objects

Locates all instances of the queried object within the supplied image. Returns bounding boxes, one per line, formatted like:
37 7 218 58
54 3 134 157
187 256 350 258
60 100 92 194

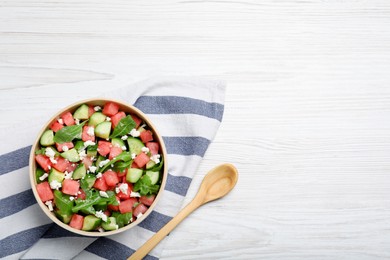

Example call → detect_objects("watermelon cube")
36 182 54 202
140 130 153 143
98 141 112 156
82 125 95 142
102 102 119 117
55 142 74 152
69 214 84 230
130 114 142 128
61 112 75 126
103 170 119 187
146 142 159 155
133 203 148 218
62 179 80 196
134 152 150 168
119 198 137 214
93 177 108 191
52 157 68 172
140 195 156 206
50 121 64 132
35 155 52 172
88 105 95 118
111 111 126 128
109 146 122 160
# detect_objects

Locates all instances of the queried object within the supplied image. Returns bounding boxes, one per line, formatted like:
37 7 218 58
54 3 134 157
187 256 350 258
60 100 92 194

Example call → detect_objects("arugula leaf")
134 175 160 196
113 160 132 172
112 212 132 228
109 116 136 139
99 152 132 172
53 121 87 143
72 189 117 213
149 157 164 172
35 147 46 155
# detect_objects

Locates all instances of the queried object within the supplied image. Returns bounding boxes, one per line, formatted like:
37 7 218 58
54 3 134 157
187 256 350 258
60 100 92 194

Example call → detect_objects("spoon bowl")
196 163 238 204
128 163 238 260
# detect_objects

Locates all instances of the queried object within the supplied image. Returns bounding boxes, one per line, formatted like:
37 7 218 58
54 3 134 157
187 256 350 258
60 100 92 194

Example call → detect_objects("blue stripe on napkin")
0 146 31 175
163 136 210 156
138 210 172 233
85 237 158 260
134 96 224 121
0 224 52 258
165 174 192 196
0 189 35 219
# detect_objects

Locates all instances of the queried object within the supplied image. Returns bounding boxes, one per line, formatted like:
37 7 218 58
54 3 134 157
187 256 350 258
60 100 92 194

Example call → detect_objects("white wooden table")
1 0 390 259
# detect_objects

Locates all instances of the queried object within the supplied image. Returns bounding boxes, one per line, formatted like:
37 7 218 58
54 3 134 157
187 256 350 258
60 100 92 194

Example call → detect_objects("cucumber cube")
95 121 112 139
111 138 125 148
82 215 102 231
40 130 55 146
55 209 72 224
145 160 156 170
72 163 86 180
145 170 159 185
73 104 89 120
102 217 119 231
89 112 106 127
126 168 143 183
48 168 65 184
61 148 80 162
127 137 144 155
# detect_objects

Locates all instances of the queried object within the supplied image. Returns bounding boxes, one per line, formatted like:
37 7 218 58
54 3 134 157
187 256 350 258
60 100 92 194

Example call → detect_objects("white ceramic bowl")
29 98 167 236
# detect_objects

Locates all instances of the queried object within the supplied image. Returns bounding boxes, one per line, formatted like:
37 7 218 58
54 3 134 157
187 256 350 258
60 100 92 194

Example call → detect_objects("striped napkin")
0 77 226 259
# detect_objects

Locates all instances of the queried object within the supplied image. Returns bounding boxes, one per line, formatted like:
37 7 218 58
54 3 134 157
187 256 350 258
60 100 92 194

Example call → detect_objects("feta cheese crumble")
99 191 109 198
69 196 75 201
50 180 62 190
106 117 111 121
95 210 108 222
79 150 87 160
62 145 69 152
39 173 49 181
136 212 143 219
131 153 137 159
57 118 64 124
129 128 140 137
87 126 95 137
130 191 141 198
141 147 149 154
94 105 102 111
49 157 57 165
84 140 96 147
121 146 127 150
75 118 80 125
45 200 53 211
150 154 161 164
118 183 128 194
99 159 110 168
89 165 97 173
96 172 103 178
64 171 73 179
121 135 128 140
45 147 56 158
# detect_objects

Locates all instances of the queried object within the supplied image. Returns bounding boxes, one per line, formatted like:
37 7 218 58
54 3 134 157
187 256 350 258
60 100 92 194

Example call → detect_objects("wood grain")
1 0 390 259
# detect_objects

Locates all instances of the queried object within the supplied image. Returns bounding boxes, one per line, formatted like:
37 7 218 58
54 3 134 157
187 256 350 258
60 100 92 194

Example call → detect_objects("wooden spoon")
128 163 238 260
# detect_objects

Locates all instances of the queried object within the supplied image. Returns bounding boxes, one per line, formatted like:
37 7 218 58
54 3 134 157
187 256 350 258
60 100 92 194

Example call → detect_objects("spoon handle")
128 199 202 260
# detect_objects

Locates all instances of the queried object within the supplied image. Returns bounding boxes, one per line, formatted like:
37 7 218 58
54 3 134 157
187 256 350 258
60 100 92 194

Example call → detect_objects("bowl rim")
29 97 168 237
